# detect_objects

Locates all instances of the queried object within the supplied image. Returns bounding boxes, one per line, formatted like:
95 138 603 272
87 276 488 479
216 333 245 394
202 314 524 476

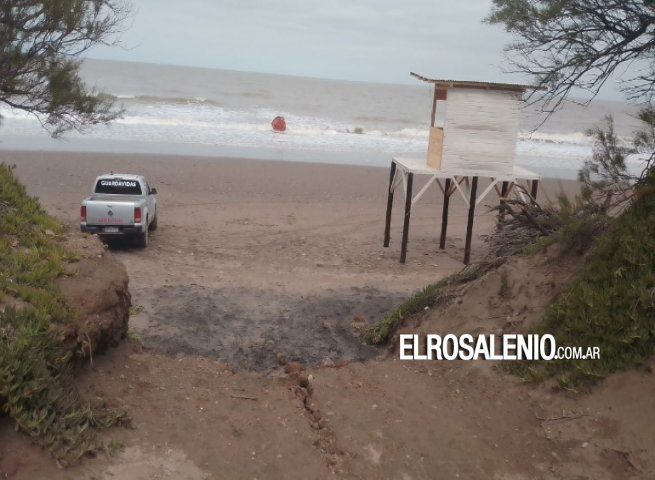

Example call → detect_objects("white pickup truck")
80 173 158 248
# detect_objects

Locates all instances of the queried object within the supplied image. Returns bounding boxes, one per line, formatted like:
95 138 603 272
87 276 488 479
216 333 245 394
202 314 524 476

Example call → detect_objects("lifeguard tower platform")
384 73 542 264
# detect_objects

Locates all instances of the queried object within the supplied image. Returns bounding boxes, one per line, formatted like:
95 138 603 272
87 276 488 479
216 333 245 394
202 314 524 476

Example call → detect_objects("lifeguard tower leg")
531 180 539 202
463 176 479 265
400 173 414 263
439 178 452 250
384 161 397 247
500 181 509 202
499 181 509 223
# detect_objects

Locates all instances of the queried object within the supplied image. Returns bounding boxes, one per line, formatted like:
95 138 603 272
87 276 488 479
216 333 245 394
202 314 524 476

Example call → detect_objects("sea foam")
0 60 644 180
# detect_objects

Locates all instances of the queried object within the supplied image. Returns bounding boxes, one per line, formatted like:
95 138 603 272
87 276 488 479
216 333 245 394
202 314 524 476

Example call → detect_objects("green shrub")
0 307 130 464
0 163 128 464
509 171 655 390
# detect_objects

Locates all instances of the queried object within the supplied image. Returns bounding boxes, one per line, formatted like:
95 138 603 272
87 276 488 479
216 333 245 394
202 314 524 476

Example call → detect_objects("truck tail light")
81 205 86 222
134 207 142 224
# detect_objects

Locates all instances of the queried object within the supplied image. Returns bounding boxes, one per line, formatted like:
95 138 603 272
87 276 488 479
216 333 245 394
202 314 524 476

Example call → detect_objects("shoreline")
0 139 397 169
0 147 390 172
2 149 581 225
0 145 587 183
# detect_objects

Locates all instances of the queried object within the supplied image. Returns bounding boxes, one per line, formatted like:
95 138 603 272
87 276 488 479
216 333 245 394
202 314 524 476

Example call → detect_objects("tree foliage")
487 2 655 389
579 115 636 213
0 0 129 136
634 105 655 162
576 109 655 212
487 1 655 111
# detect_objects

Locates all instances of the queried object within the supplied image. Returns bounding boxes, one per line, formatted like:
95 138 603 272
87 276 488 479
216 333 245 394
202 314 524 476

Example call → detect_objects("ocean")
0 59 647 179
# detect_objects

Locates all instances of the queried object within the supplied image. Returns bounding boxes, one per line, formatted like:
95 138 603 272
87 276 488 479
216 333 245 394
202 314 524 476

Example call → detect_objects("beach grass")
364 258 505 345
0 163 129 465
509 171 655 391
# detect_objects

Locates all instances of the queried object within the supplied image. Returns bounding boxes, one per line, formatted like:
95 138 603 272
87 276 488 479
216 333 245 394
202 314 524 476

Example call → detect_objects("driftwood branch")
229 394 258 401
486 187 563 256
535 411 591 423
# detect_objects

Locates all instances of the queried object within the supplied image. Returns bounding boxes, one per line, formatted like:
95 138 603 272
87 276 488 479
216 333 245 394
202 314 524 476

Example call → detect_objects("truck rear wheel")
149 213 158 231
136 227 149 248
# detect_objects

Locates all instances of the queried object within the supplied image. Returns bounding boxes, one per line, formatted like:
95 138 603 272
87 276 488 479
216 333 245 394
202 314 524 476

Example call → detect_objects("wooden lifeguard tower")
383 73 542 264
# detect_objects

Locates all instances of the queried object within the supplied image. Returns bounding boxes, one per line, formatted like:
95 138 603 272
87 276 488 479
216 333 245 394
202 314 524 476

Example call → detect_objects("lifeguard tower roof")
410 72 543 93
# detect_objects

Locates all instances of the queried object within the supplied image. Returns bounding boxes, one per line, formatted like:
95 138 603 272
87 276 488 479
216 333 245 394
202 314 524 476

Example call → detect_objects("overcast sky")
90 1 519 82
91 0 625 98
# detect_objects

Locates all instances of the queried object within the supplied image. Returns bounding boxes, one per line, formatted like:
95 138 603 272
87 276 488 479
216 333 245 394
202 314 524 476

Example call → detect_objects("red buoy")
272 116 286 132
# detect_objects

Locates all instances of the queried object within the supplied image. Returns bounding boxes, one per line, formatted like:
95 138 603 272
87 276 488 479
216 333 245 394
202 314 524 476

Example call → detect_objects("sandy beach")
2 150 654 479
6 150 578 369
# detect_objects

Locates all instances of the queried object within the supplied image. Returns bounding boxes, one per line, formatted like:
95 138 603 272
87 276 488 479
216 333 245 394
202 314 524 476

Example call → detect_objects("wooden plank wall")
427 127 443 169
442 88 521 174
